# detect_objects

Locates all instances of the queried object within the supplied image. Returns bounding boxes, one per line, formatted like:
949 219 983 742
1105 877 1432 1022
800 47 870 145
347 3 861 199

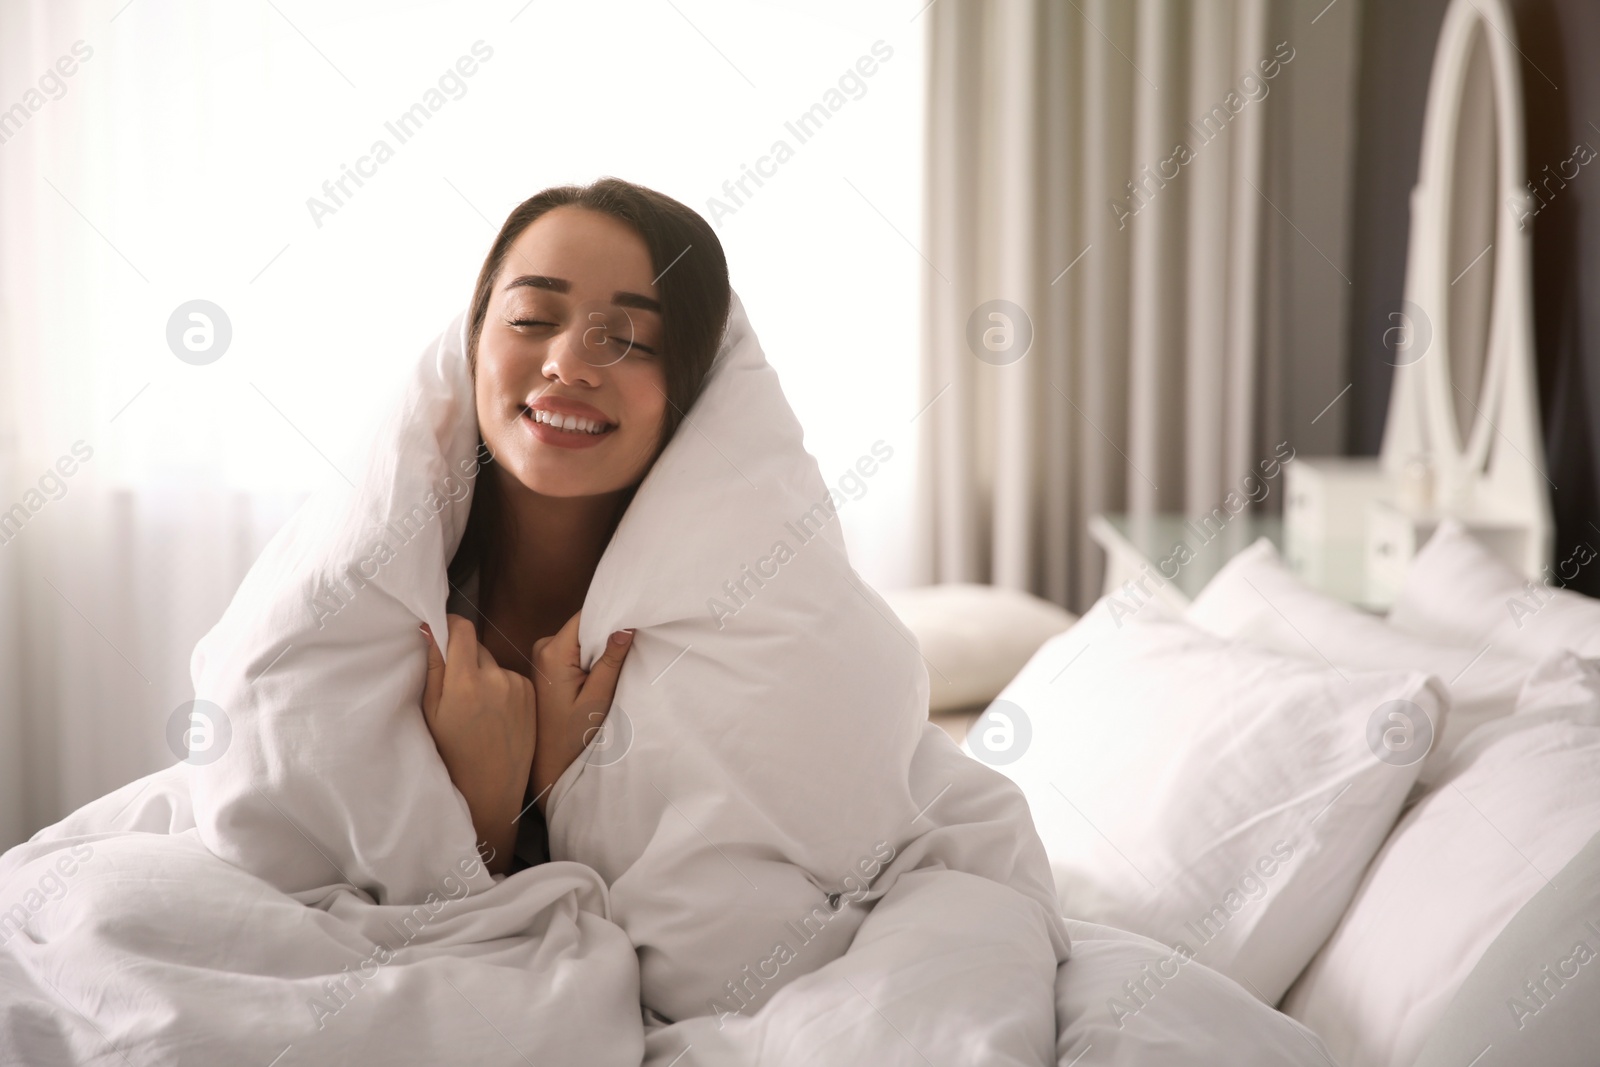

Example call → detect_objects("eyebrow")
504 274 661 314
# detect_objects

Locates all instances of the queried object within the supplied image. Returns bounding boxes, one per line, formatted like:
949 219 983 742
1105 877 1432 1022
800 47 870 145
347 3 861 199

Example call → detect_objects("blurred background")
2 0 1597 849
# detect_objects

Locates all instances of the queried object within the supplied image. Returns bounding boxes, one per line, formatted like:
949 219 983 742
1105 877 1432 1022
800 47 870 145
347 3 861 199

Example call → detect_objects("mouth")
520 406 617 450
525 407 614 435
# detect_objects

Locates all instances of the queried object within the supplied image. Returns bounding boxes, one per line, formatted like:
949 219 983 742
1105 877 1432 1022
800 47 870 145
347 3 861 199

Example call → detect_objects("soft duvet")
0 292 1331 1065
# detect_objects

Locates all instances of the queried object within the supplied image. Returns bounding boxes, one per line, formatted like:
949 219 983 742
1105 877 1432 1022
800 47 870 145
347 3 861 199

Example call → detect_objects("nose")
541 318 605 387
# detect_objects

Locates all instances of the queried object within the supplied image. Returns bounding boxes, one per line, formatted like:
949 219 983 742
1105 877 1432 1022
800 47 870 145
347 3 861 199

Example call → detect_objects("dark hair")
447 177 731 594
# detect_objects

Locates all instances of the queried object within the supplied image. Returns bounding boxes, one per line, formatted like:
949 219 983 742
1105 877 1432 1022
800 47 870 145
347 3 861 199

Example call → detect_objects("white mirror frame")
1380 0 1551 576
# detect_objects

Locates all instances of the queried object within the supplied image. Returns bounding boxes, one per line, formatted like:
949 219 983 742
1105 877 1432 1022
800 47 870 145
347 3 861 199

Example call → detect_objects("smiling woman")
429 177 730 873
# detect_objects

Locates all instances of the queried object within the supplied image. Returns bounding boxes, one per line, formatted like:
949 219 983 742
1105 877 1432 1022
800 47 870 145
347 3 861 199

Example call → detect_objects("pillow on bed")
1187 537 1533 783
1388 517 1600 659
1055 918 1335 1064
1410 824 1600 1067
970 597 1443 1004
1280 651 1600 1067
881 583 1077 713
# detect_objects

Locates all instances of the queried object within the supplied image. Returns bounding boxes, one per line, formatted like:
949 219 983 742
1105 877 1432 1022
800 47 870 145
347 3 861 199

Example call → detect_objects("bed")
930 521 1600 1065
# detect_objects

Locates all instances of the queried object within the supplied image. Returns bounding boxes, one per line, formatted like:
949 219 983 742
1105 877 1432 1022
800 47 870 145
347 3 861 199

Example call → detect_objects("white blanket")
0 292 1331 1065
1 766 643 1065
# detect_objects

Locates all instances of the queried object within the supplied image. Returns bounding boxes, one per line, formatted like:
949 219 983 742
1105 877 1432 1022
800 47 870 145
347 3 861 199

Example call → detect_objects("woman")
420 178 730 876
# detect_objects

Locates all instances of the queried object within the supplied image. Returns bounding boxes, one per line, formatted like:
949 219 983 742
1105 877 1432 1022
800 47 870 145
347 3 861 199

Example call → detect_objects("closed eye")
508 318 657 356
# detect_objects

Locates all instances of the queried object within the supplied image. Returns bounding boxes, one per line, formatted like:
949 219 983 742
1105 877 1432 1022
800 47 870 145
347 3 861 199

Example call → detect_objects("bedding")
880 582 1078 713
1187 536 1534 782
0 774 643 1065
1053 919 1334 1064
0 291 1332 1064
968 596 1443 1005
1410 823 1600 1067
1281 650 1600 1066
1388 516 1600 659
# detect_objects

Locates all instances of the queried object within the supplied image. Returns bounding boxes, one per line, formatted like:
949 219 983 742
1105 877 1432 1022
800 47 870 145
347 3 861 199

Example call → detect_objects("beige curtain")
914 0 1355 612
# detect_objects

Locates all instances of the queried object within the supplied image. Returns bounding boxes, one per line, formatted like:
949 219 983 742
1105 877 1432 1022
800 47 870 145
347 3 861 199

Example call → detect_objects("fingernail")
611 629 634 645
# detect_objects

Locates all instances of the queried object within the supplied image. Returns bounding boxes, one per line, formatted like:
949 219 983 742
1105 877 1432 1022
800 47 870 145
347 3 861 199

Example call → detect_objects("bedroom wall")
1345 0 1600 596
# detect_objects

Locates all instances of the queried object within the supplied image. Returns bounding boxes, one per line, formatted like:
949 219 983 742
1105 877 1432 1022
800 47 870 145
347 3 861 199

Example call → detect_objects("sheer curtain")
0 0 925 848
914 0 1361 611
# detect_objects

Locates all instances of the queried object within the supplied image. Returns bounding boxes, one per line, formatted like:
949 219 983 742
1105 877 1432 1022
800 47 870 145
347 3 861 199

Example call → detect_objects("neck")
489 466 628 616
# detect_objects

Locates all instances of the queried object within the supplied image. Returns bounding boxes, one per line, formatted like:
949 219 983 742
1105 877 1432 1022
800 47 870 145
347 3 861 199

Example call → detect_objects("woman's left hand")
529 611 634 817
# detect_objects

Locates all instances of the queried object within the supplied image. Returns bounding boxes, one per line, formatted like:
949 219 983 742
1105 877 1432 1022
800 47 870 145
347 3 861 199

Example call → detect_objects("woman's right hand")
421 614 538 876
529 611 634 818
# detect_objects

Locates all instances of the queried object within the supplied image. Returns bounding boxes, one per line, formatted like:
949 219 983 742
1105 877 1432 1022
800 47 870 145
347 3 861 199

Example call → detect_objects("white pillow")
1055 919 1336 1064
970 597 1443 1004
1411 826 1600 1065
1281 651 1600 1067
1389 517 1600 659
1187 537 1533 782
881 583 1077 713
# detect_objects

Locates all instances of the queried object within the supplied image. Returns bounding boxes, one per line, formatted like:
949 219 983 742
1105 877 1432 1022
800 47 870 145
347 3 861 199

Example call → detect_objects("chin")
517 470 619 498
514 458 644 499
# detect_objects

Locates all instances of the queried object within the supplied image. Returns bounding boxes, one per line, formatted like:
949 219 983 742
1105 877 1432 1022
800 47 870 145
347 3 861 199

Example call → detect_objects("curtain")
0 0 345 852
914 0 1338 612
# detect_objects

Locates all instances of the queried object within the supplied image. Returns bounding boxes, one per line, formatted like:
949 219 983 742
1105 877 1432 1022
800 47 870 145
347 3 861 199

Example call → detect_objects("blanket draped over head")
0 291 1073 1066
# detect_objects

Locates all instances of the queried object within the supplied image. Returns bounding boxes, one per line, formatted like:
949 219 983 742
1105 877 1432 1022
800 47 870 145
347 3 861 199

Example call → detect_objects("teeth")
530 409 609 434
